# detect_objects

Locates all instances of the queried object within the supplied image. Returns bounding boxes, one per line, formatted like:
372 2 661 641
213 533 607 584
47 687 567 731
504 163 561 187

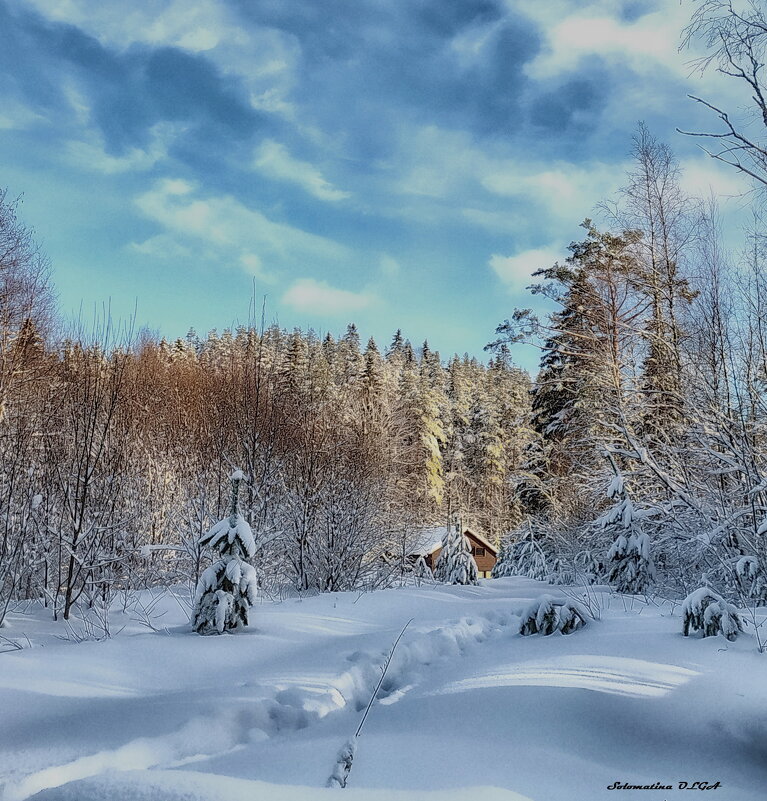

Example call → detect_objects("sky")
0 0 756 371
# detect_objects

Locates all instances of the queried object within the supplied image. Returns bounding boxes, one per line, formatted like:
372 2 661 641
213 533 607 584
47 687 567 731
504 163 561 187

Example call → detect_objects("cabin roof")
408 526 497 557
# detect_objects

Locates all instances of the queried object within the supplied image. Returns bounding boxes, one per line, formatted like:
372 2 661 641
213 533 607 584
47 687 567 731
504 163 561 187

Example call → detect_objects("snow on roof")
408 526 497 556
408 526 448 556
466 528 498 554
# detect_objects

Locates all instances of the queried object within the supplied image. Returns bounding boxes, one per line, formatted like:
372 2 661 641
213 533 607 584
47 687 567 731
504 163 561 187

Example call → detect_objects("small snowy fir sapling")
681 587 744 641
192 469 258 635
518 595 589 636
492 525 547 580
433 525 455 582
413 554 433 582
433 523 478 585
602 468 655 594
736 555 767 604
573 548 604 584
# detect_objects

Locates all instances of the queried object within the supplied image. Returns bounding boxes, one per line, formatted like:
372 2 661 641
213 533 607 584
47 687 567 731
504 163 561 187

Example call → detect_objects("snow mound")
27 769 532 801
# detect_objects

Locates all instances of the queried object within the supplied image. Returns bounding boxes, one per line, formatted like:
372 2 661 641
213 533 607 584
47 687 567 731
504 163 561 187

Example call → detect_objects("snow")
1 579 765 801
202 514 256 559
606 474 624 499
407 527 447 556
737 556 758 579
518 595 588 636
408 526 495 557
682 587 744 641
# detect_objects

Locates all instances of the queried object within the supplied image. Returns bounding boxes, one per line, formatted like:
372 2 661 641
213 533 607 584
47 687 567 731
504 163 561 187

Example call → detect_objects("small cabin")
409 526 498 578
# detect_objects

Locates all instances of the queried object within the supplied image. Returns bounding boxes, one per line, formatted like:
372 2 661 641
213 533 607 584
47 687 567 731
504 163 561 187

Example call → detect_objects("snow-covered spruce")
573 548 604 585
736 556 767 604
413 554 433 582
600 468 655 594
192 469 257 635
681 587 744 642
547 557 574 585
492 525 547 580
433 524 478 585
518 595 589 636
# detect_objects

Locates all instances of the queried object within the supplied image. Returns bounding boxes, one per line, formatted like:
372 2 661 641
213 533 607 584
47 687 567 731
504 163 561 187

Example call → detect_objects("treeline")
5 2 767 623
491 125 767 606
3 127 767 623
0 207 532 623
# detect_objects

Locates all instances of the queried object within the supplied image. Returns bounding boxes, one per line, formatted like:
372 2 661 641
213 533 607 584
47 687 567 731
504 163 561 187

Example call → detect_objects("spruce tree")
492 523 548 580
192 470 258 635
387 329 406 363
434 523 478 585
362 337 384 393
509 262 604 515
602 465 656 594
338 323 363 385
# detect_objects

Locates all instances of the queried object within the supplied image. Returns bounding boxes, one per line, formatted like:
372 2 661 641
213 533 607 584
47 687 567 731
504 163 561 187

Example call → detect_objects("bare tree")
45 327 132 621
681 0 767 188
603 124 699 438
0 190 55 625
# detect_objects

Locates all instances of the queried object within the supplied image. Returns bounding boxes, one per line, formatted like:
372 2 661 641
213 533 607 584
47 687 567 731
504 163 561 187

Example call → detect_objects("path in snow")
1 584 527 800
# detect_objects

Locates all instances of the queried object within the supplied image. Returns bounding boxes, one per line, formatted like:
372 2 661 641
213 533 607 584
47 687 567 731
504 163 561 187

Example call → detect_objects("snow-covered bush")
599 469 655 594
573 549 604 584
736 556 767 604
192 470 258 635
681 587 744 642
518 595 589 636
433 525 478 585
547 557 574 585
492 526 547 580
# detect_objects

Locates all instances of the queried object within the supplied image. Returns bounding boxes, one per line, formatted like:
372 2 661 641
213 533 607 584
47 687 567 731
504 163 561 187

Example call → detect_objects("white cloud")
22 0 299 119
392 126 476 199
134 178 347 263
282 278 374 315
521 1 691 80
482 160 624 226
489 246 562 292
379 254 400 277
239 252 276 283
65 124 175 174
24 0 233 52
678 155 752 201
388 125 622 232
253 140 350 201
130 234 277 283
0 98 47 131
130 233 194 260
131 179 348 282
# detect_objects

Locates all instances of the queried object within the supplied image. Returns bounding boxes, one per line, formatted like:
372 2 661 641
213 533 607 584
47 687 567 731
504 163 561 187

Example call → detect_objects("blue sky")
0 0 754 369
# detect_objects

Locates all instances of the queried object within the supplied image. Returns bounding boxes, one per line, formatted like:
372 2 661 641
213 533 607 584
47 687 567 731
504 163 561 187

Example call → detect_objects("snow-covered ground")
1 578 765 801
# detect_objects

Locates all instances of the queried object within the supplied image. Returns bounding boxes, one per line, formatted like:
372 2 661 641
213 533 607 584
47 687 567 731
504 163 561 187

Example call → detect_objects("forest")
1 1 767 644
